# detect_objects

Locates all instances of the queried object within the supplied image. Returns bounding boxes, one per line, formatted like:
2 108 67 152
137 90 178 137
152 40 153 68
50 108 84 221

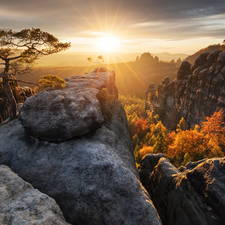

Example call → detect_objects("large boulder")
19 69 118 142
139 155 225 225
0 165 70 225
19 88 104 141
0 69 162 225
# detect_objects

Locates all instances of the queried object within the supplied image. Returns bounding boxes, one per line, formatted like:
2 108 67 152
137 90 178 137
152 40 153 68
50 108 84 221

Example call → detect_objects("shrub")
34 74 65 92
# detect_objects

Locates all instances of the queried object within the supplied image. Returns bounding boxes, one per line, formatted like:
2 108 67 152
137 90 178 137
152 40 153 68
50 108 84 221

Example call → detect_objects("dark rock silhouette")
146 50 225 129
139 154 225 225
0 69 162 225
138 153 166 186
0 165 70 225
0 78 34 123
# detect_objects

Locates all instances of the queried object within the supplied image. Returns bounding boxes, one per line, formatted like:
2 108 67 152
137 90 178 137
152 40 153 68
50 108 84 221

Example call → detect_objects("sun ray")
90 1 104 34
113 5 135 35
115 52 147 87
110 1 122 34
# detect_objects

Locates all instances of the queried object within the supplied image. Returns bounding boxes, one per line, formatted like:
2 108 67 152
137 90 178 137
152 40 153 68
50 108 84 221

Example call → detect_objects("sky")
1 0 225 54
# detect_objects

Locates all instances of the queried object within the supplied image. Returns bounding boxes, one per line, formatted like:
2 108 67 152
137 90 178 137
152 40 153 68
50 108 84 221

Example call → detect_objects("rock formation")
146 50 225 129
0 165 70 225
0 68 162 225
139 154 225 225
0 78 34 123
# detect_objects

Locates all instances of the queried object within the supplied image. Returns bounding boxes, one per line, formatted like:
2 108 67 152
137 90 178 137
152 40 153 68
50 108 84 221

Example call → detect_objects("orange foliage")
167 129 205 164
201 109 225 144
167 110 225 165
131 118 149 139
166 131 176 146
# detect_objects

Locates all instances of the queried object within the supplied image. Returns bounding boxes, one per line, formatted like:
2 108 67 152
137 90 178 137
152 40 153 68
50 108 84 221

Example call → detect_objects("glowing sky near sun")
1 0 225 54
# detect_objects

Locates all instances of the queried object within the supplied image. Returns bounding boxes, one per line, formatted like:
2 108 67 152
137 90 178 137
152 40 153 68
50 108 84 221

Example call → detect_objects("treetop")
0 28 71 60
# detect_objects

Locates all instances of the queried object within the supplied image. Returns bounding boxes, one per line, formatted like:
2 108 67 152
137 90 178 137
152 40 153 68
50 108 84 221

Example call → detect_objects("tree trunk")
2 76 17 120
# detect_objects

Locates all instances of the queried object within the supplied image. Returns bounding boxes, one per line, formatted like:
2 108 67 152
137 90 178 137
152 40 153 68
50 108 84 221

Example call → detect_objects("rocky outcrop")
0 68 162 225
146 50 225 129
0 78 34 123
139 154 225 225
138 153 166 186
0 165 70 225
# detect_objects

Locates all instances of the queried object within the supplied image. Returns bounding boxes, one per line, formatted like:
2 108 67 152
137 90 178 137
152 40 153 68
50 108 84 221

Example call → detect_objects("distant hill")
31 52 188 67
185 44 221 65
152 52 188 61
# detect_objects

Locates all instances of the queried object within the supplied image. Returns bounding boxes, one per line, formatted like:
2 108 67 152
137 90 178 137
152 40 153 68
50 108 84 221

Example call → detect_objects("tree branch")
8 55 22 61
7 78 39 86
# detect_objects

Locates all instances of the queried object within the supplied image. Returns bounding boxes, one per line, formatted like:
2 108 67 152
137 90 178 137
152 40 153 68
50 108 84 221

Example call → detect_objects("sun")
97 35 120 52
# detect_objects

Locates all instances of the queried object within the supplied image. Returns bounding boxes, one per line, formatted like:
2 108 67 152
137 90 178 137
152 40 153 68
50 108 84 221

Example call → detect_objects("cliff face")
0 68 162 225
146 50 225 128
0 78 34 123
139 154 225 225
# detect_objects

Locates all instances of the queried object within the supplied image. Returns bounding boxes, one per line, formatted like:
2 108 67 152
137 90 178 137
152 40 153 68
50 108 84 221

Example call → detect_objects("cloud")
1 0 225 52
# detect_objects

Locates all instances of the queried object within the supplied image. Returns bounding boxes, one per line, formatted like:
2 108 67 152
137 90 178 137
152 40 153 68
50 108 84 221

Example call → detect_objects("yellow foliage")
139 146 153 159
176 117 187 132
34 74 65 93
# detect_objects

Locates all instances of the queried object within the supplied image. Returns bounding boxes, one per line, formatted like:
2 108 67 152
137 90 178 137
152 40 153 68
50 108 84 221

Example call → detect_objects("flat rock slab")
0 165 70 225
65 70 117 96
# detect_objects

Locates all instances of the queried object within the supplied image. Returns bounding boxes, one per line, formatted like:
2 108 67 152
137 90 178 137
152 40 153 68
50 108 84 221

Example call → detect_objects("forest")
119 94 225 168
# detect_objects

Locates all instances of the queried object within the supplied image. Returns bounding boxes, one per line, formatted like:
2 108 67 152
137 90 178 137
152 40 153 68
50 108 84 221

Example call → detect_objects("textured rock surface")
146 50 225 129
138 153 166 186
19 88 104 141
0 165 70 225
19 69 117 142
139 154 225 225
0 79 34 123
0 69 162 225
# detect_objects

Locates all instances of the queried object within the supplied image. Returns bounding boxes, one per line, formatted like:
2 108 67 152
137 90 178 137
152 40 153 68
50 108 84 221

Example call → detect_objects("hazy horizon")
31 51 189 67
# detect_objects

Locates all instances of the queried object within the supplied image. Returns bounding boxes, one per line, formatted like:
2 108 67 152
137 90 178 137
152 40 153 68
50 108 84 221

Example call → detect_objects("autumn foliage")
120 94 225 167
168 110 225 166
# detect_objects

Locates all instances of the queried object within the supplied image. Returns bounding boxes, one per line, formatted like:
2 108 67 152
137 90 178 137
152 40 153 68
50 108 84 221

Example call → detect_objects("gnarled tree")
0 28 71 120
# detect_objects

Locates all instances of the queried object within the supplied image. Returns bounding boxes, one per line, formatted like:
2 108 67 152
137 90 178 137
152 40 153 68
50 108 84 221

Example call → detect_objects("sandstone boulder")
0 69 162 225
0 165 70 225
19 70 118 142
19 88 104 141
